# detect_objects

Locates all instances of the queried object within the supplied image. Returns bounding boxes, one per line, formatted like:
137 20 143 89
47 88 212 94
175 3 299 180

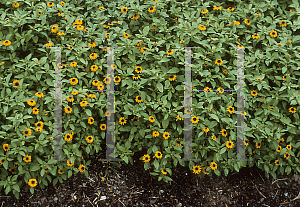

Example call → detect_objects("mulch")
1 150 300 207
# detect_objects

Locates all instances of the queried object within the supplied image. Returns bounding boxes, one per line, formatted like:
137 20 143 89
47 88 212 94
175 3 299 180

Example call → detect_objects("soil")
1 151 300 207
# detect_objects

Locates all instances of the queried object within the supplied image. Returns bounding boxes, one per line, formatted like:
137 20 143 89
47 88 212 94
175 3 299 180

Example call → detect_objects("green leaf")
214 169 221 176
152 145 158 153
154 159 159 169
209 114 219 122
220 147 227 154
32 36 38 43
13 184 20 192
3 161 8 170
157 82 163 93
285 166 291 175
162 119 169 129
139 129 145 137
144 162 150 171
143 26 149 36
123 156 129 164
166 67 179 73
264 164 270 173
234 163 239 172
30 165 40 171
85 109 92 117
164 176 173 181
68 170 72 178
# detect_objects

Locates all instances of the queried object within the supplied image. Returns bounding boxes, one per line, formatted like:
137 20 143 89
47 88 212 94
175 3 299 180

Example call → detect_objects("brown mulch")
1 150 300 207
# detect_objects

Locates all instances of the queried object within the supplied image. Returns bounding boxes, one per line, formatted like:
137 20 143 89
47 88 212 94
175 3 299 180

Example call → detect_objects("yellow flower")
226 140 234 149
64 133 73 142
233 21 240 26
45 42 52 47
89 53 97 60
142 154 150 163
256 142 261 148
210 162 217 170
153 131 159 137
161 169 167 175
289 107 296 113
88 117 94 125
244 19 251 25
67 159 74 167
163 132 170 139
70 78 78 85
220 129 227 137
192 165 201 174
148 6 156 13
169 75 176 81
99 7 104 11
47 2 54 7
123 32 131 38
86 136 93 143
227 106 235 114
28 179 37 187
155 151 162 159
60 2 65 6
166 50 174 55
276 145 282 152
201 9 208 14
148 116 155 122
32 108 39 115
78 164 85 173
198 25 206 31
211 135 216 141
119 117 127 125
100 124 106 131
90 65 98 72
252 34 260 39
270 30 277 38
121 7 128 13
64 106 72 113
251 90 257 96
12 3 20 8
2 40 11 46
3 144 10 151
215 59 223 66
191 116 199 123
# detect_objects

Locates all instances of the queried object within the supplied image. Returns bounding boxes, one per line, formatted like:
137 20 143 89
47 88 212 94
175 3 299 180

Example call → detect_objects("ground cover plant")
0 0 300 200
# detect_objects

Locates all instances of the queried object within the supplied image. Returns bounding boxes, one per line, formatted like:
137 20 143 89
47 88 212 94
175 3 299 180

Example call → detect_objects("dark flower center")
37 123 41 126
5 146 8 149
67 135 70 138
31 181 35 184
15 82 19 86
121 119 124 122
138 97 141 100
116 77 119 81
272 32 275 35
158 153 161 156
195 167 198 170
170 75 174 79
88 137 91 140
26 157 29 160
213 164 215 167
193 118 196 121
217 60 221 63
25 131 28 134
145 157 148 160
229 143 231 145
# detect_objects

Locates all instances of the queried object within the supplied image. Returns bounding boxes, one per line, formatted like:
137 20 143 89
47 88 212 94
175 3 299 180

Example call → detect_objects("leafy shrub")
0 0 300 199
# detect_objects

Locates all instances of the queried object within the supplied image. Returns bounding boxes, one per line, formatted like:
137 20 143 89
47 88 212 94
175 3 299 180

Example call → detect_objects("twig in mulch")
271 178 289 185
292 192 300 201
251 181 266 199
